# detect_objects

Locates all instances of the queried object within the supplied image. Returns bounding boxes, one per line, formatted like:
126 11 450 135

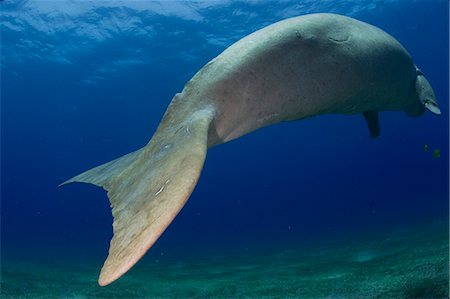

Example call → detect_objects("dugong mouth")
424 100 441 115
414 71 441 115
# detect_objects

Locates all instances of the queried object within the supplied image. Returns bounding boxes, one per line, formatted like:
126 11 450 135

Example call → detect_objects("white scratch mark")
155 179 171 196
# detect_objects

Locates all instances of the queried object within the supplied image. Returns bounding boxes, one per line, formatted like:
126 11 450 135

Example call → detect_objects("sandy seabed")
1 223 448 298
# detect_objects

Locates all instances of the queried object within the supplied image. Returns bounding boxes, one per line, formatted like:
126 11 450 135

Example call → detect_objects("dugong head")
406 67 441 116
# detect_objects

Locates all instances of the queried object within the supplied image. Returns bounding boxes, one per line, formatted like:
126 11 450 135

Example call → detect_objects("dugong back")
187 13 417 144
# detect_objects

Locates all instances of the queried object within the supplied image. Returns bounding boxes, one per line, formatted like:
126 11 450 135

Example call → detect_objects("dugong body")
62 13 440 285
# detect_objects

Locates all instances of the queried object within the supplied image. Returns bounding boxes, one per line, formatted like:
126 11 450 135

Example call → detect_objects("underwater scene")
1 0 449 298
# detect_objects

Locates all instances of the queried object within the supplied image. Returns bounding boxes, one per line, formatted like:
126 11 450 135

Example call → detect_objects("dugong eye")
415 67 424 76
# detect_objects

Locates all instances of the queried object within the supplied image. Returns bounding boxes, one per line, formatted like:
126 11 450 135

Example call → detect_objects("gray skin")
172 13 439 145
62 13 440 286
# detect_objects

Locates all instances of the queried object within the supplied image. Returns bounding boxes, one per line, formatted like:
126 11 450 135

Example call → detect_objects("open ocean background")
1 0 449 298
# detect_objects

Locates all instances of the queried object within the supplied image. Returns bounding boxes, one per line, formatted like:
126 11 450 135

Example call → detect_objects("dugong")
61 13 440 285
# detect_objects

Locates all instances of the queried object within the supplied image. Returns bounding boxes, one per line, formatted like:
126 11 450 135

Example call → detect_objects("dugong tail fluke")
61 97 215 286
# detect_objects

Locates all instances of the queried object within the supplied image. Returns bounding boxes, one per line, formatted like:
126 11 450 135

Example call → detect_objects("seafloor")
1 222 448 298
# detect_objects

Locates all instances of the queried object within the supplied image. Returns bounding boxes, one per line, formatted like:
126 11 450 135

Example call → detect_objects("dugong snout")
405 68 440 117
416 71 441 115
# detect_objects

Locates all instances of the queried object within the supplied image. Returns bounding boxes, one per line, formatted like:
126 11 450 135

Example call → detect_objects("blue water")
1 0 449 296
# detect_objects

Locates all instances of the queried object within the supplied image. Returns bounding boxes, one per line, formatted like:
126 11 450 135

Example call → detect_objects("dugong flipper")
61 13 440 285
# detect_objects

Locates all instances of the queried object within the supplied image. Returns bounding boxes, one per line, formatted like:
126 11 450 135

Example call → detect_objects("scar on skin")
155 179 171 196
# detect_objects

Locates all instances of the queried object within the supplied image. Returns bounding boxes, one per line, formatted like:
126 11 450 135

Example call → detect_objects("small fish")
433 149 441 159
423 144 429 152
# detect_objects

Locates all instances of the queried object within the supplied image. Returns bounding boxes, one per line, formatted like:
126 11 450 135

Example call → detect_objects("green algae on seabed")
1 223 448 298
